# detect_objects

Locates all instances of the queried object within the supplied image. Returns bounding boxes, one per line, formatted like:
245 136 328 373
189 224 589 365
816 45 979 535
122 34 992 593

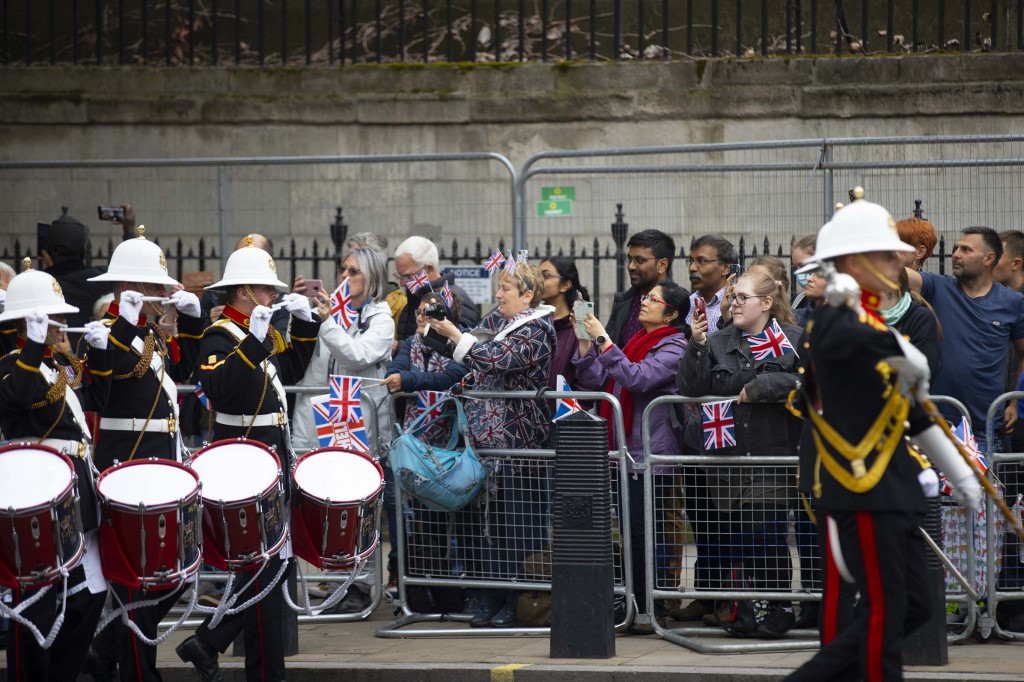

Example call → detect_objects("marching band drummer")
81 227 205 682
784 191 982 682
0 259 113 681
175 237 321 682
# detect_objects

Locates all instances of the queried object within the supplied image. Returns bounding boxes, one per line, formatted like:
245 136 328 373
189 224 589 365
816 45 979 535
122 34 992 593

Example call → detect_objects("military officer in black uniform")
0 259 113 681
175 237 320 682
80 227 205 681
784 190 982 682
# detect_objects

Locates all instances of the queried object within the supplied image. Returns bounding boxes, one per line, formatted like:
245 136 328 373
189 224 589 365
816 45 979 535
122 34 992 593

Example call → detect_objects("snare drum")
96 458 202 589
0 444 84 589
291 447 383 570
188 439 287 570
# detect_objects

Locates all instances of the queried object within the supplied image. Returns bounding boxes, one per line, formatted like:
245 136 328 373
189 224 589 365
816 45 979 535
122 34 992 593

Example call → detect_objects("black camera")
424 302 447 321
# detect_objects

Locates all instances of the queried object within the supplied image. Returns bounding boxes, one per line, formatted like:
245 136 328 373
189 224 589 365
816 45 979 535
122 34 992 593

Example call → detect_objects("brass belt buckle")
77 440 87 458
167 415 176 433
277 410 286 426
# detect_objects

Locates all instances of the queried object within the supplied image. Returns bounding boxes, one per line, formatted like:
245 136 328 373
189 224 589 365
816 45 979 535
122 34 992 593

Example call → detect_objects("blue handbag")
389 395 486 512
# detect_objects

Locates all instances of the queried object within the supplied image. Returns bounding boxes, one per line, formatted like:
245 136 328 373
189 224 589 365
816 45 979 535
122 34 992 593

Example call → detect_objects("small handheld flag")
329 374 363 422
702 399 737 451
553 375 582 421
408 270 431 294
746 319 795 361
503 252 517 274
439 282 454 309
485 249 506 274
330 279 357 330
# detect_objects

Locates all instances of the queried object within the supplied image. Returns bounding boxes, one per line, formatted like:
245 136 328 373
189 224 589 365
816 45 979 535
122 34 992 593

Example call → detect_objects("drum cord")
193 557 290 630
0 568 70 649
282 554 369 616
94 578 196 647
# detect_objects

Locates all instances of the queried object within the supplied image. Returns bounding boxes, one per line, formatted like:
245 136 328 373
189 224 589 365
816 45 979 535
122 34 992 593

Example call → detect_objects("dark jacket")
677 320 803 510
387 335 469 393
604 286 640 348
395 271 480 342
45 260 112 331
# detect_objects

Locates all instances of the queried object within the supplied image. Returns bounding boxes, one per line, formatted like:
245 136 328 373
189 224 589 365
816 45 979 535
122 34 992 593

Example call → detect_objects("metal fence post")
611 204 628 294
821 142 834 223
217 165 228 272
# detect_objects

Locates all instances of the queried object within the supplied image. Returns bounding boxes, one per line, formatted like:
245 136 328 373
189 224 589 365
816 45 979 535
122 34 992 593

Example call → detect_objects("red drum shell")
291 447 383 570
0 444 84 589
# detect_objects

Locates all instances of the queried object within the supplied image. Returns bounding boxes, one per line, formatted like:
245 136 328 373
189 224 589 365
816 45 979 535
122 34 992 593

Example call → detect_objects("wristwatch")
596 335 607 346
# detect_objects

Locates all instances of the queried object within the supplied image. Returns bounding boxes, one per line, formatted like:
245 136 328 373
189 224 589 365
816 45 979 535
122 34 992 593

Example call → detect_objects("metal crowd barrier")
640 394 979 653
376 389 632 638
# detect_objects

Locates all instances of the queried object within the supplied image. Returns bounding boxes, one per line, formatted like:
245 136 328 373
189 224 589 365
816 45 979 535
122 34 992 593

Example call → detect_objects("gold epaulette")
807 374 910 496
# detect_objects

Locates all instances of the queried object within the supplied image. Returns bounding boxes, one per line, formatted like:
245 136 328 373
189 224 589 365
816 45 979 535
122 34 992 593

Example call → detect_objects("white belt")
39 437 90 459
214 411 288 428
99 416 175 434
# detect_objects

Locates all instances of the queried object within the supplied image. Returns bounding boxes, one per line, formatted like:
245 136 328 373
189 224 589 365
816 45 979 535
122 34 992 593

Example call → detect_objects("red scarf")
598 325 680 447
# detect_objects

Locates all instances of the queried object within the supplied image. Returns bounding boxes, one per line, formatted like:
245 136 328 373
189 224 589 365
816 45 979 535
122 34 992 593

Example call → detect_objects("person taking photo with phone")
685 234 738 332
538 256 590 389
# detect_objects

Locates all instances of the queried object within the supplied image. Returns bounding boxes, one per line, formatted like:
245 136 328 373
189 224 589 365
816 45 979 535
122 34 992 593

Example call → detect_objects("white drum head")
0 447 72 509
294 450 381 503
191 442 278 502
99 462 198 506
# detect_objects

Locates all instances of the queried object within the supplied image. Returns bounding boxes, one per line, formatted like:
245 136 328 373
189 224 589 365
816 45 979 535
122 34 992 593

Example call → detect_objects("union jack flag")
439 282 454 309
312 396 347 448
485 248 506 274
503 251 517 274
702 399 737 451
746 319 794 361
195 381 210 409
336 414 370 454
329 374 362 422
330 279 357 329
416 390 445 420
953 417 988 475
407 270 431 294
553 374 582 421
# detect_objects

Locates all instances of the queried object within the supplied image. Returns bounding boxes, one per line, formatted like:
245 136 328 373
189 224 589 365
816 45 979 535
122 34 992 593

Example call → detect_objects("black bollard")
903 495 948 665
550 411 615 659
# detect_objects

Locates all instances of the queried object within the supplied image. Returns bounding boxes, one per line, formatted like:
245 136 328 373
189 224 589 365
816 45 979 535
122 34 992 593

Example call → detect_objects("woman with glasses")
538 256 590 389
573 282 690 634
678 270 803 638
792 233 824 325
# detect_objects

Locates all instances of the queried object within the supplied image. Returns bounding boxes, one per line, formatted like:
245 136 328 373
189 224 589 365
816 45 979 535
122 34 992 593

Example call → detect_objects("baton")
921 398 1024 541
140 296 173 304
47 320 91 334
918 525 980 602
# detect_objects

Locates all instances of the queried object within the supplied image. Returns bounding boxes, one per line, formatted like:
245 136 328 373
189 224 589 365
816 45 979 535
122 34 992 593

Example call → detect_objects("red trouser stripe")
822 513 841 644
857 512 886 682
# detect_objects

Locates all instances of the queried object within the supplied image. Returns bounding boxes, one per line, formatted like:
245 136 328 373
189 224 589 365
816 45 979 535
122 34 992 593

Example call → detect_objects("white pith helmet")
0 258 79 322
795 187 914 274
205 235 287 291
87 225 180 287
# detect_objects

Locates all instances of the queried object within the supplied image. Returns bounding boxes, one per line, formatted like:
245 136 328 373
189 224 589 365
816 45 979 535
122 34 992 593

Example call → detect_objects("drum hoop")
188 437 281 467
0 443 76 515
101 488 202 513
188 438 282 506
297 480 385 507
97 458 201 510
292 446 384 505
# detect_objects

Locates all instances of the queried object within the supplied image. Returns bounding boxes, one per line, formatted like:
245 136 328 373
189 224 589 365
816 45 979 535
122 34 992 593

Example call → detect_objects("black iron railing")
1 1 1019 67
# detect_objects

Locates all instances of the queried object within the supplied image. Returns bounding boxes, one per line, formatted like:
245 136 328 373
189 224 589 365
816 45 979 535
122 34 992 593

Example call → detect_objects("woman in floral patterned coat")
433 261 556 628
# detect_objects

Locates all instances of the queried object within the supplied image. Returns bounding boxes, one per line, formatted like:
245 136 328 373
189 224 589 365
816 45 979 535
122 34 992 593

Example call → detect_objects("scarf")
881 291 912 325
598 325 680 447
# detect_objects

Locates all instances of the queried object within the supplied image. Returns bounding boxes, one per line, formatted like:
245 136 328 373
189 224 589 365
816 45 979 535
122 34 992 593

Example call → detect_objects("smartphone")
36 222 49 256
516 249 529 263
572 300 594 340
695 296 707 320
728 263 741 278
97 205 126 222
302 278 323 297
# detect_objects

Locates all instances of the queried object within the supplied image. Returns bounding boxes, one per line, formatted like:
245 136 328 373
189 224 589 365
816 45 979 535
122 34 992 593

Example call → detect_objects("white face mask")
795 273 810 289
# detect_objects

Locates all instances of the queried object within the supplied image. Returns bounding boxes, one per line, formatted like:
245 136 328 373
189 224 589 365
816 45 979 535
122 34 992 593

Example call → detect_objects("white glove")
166 290 201 318
917 467 939 498
25 312 49 344
83 320 110 350
885 330 931 403
825 272 861 310
280 292 312 322
119 290 144 326
911 424 983 510
249 305 272 342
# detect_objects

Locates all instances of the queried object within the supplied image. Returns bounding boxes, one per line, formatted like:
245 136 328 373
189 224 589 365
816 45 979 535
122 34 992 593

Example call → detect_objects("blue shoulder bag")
389 395 485 512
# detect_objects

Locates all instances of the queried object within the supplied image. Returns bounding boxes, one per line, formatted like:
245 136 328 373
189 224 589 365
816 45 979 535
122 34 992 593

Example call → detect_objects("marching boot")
175 634 223 682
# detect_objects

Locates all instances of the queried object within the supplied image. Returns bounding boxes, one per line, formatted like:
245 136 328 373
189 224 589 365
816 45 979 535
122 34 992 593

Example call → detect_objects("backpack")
389 395 486 513
717 562 768 637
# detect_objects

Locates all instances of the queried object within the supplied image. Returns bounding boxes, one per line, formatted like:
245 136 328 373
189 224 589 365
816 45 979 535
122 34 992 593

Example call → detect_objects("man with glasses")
605 229 677 347
393 236 480 348
685 234 737 331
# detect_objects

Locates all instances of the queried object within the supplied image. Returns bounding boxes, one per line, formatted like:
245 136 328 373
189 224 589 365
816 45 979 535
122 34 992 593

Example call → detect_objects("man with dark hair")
41 211 112 335
605 229 676 346
907 225 1024 448
685 234 737 330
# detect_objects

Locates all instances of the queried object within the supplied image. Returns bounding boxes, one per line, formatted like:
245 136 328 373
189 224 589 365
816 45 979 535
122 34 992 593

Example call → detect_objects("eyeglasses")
540 271 564 281
640 293 674 309
726 293 766 305
686 257 723 267
394 270 418 282
340 266 362 277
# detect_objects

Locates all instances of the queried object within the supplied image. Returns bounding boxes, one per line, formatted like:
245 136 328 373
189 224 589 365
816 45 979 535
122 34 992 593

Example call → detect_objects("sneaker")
469 590 502 628
702 602 732 626
488 600 518 628
670 600 711 622
757 604 796 638
307 582 333 599
462 592 482 616
323 584 373 615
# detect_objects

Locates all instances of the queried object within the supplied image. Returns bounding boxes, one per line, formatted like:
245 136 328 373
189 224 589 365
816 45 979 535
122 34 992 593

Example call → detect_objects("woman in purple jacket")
538 256 590 390
573 282 690 634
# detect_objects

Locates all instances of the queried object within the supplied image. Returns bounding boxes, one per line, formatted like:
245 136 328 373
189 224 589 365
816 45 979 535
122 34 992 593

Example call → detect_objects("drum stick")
270 301 290 311
141 295 173 304
922 398 1024 540
59 326 91 334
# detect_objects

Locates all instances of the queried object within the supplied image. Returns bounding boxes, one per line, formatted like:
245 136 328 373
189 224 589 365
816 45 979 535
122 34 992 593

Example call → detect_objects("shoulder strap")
404 395 469 450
